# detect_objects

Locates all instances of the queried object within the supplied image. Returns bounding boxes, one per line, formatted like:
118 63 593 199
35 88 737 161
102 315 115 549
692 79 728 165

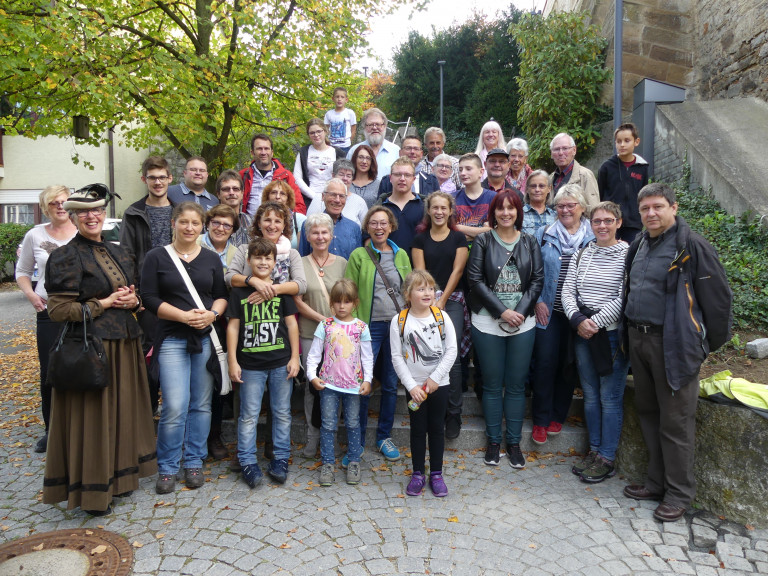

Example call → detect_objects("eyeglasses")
356 155 372 162
366 122 384 129
368 220 390 228
323 192 347 200
486 157 509 164
269 190 288 198
591 218 617 226
220 186 242 193
435 164 453 170
209 221 234 231
145 175 169 183
76 207 106 218
391 172 414 179
402 146 422 152
186 168 208 174
551 146 574 154
556 203 580 212
498 322 520 335
48 201 66 209
308 130 325 137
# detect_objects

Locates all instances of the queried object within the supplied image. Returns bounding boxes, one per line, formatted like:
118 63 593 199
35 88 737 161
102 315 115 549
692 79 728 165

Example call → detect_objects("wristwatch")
212 310 220 319
245 274 253 287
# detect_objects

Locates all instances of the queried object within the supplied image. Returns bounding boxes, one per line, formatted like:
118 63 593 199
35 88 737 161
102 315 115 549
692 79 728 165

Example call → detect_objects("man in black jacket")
622 183 732 522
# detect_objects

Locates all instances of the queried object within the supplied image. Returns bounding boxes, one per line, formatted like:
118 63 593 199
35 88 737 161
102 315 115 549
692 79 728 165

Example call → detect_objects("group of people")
17 94 732 520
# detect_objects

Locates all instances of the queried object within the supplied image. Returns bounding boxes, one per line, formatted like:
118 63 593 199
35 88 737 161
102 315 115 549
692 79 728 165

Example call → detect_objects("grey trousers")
628 326 700 508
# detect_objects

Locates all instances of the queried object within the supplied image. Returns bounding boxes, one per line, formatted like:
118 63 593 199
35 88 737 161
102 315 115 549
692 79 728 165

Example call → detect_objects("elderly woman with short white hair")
432 153 458 194
506 138 533 193
293 212 348 457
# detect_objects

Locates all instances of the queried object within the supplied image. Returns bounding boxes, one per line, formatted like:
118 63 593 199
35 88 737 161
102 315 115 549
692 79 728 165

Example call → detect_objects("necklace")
311 252 330 277
174 244 198 259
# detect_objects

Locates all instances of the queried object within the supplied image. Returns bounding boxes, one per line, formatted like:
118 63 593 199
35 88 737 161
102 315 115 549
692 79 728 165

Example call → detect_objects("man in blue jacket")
622 183 732 522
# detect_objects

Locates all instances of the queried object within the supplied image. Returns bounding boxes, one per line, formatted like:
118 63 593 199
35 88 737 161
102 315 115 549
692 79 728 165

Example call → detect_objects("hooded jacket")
240 158 306 215
597 154 649 230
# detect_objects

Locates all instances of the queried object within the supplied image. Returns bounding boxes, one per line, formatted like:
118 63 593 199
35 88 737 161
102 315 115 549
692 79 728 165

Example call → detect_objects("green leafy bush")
674 180 768 332
510 11 612 168
0 223 33 282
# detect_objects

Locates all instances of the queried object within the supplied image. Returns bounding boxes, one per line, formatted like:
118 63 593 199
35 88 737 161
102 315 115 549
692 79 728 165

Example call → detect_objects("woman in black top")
141 202 228 495
411 191 469 439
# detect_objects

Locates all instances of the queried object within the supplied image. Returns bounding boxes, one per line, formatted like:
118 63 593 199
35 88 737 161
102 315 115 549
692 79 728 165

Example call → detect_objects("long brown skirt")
43 337 157 511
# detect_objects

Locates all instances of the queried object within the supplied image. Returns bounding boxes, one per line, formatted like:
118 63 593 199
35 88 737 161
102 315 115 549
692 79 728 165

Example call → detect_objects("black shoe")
34 433 48 454
484 442 500 466
207 436 228 460
445 415 461 440
84 505 112 517
114 491 133 498
507 443 526 469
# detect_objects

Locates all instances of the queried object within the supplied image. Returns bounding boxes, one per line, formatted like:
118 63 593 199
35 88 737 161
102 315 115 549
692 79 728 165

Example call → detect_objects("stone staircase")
222 383 590 456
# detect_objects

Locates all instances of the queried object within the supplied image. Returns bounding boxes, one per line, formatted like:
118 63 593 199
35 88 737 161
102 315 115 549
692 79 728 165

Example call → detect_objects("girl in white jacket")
390 271 457 497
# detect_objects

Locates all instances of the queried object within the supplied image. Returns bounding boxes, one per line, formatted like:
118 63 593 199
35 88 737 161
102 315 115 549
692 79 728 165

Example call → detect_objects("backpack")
397 306 445 342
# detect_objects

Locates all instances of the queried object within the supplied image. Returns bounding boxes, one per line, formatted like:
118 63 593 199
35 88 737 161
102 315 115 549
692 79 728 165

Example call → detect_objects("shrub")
510 11 612 169
0 223 33 282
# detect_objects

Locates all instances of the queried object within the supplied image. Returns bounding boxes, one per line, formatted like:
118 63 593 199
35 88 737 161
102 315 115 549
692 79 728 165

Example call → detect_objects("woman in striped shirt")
561 201 629 484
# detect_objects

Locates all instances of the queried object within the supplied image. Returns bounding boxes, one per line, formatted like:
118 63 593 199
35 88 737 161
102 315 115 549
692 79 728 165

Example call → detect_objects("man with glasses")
481 148 521 198
298 179 361 259
416 127 461 189
167 156 219 211
306 160 368 225
120 156 177 412
216 169 252 246
549 133 599 209
378 158 423 255
377 135 440 198
346 108 400 177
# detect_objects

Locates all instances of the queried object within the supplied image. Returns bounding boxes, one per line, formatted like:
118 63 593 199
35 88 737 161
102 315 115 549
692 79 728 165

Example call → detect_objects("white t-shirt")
324 108 357 148
294 146 337 201
15 224 76 300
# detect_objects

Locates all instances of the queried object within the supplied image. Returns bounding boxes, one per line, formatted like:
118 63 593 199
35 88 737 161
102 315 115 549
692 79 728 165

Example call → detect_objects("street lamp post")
614 0 623 132
438 60 446 130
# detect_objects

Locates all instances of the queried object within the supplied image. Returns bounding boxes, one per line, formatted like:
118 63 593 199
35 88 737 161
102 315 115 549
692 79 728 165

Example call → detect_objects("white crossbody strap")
164 245 224 351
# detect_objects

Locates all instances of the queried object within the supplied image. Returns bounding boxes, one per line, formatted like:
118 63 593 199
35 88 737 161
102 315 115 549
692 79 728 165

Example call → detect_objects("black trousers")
408 385 449 474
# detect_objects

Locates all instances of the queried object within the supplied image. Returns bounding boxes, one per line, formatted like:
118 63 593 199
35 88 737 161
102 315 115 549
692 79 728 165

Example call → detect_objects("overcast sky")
356 0 545 72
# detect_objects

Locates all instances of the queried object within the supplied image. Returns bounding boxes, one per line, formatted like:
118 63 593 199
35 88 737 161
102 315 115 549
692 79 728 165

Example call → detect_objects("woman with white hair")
432 153 457 194
506 138 533 193
474 121 506 177
16 185 78 453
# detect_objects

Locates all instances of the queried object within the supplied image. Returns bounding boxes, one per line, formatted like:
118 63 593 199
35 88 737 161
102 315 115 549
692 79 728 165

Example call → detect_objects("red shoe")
531 425 547 445
546 421 562 436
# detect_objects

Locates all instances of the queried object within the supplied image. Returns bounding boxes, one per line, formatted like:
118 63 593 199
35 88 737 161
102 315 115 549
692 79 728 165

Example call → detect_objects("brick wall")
695 0 768 101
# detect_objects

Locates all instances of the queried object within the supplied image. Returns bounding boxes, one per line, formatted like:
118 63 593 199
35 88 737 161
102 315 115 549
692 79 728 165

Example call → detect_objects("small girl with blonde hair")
390 270 457 497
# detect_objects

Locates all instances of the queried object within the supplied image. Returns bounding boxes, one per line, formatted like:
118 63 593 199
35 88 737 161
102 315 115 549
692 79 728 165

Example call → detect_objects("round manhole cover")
0 529 132 576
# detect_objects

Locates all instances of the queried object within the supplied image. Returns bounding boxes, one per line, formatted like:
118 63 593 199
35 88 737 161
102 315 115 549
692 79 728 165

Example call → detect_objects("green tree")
381 7 522 137
510 11 612 167
0 0 401 175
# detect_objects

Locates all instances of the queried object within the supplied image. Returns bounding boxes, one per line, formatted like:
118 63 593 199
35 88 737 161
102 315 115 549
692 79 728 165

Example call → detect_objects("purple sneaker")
406 472 426 496
429 471 448 497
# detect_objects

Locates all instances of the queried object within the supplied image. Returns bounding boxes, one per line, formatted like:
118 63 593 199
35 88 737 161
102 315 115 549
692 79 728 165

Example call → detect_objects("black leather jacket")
467 230 544 319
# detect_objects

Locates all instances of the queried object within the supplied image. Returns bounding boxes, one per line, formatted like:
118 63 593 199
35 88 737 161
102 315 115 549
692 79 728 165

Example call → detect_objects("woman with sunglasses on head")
531 184 595 447
467 189 543 469
521 170 557 236
43 184 157 516
16 186 78 454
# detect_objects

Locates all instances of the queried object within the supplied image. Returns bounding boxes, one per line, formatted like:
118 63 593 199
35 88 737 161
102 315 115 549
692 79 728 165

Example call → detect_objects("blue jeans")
532 311 577 426
238 366 292 464
573 329 629 461
358 320 398 446
320 388 362 465
472 326 535 445
157 336 214 474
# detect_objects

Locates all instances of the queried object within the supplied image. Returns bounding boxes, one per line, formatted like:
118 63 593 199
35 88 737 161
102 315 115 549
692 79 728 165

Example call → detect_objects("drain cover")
0 529 132 576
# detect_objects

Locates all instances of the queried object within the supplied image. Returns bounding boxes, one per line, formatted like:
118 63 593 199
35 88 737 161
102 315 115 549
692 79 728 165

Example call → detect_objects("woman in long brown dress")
43 184 157 515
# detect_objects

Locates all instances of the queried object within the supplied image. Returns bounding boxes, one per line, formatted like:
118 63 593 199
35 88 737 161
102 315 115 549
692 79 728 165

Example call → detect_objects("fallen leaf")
163 519 172 525
32 543 44 551
746 524 755 530
91 545 107 555
447 516 459 523
132 541 144 548
396 494 405 498
155 533 165 539
278 543 291 549
85 530 93 535
528 544 537 549
211 495 219 501
334 543 342 548
394 508 403 513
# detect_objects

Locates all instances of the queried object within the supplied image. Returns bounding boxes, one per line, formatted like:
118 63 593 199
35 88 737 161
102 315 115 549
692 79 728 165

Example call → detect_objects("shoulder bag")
47 305 110 392
365 244 402 313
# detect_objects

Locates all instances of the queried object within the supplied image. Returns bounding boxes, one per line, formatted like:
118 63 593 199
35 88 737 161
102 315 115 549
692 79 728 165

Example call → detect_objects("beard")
366 132 384 147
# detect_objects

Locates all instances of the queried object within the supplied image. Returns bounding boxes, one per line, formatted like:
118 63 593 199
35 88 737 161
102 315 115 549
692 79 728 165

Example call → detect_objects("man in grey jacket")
549 133 599 209
621 183 732 522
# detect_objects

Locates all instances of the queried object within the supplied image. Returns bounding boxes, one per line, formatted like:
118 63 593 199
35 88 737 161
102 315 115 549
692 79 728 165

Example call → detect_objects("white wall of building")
0 131 149 222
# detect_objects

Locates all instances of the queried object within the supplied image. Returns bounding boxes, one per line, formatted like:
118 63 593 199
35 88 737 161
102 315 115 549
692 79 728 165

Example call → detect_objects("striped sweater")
561 241 628 330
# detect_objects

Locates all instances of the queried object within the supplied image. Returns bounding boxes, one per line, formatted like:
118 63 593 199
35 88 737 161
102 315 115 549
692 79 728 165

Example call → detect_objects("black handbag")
46 305 110 391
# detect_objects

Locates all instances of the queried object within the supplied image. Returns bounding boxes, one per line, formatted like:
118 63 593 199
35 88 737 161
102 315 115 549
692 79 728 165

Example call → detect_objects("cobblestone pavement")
2 292 768 575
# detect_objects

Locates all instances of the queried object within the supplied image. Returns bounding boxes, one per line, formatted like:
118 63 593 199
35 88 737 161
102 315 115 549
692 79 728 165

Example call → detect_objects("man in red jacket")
240 133 306 216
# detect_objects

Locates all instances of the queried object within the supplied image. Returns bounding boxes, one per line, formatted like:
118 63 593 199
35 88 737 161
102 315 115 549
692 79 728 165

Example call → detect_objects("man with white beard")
346 108 400 177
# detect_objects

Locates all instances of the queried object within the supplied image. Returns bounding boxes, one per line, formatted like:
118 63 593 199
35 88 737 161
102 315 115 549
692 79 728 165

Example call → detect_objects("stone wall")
617 382 768 528
695 0 768 101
